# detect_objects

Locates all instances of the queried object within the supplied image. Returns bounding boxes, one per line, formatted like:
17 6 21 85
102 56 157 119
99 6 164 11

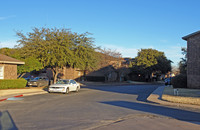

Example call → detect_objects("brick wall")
61 67 83 80
187 34 200 88
0 64 17 79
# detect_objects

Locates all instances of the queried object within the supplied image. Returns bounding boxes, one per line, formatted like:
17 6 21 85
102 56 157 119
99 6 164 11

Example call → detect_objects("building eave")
0 61 25 65
182 30 200 41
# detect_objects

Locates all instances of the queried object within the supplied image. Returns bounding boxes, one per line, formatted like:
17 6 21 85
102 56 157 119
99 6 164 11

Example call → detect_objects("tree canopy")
131 48 171 75
16 27 99 82
17 57 43 76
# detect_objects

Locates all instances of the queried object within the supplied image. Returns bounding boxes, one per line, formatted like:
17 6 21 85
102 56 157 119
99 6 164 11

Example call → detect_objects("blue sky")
0 0 200 66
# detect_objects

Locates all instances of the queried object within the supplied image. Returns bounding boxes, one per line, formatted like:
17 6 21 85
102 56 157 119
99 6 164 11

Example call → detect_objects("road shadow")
0 110 18 130
84 85 161 102
100 100 200 125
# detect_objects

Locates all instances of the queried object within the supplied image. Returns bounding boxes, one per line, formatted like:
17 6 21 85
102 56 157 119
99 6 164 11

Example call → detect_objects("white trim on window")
0 66 4 79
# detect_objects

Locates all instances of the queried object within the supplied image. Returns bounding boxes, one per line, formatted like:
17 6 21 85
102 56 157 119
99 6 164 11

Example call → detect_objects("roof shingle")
0 54 25 65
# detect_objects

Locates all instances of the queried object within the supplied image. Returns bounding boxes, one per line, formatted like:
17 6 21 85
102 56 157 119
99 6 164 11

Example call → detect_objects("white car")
48 79 80 94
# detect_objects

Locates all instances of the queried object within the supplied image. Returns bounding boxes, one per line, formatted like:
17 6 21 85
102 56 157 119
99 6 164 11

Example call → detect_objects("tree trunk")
50 68 56 84
17 73 26 79
50 67 63 84
54 72 58 84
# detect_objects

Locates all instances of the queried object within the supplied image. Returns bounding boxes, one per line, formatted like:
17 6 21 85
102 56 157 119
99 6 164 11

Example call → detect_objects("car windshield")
33 77 40 80
56 80 70 84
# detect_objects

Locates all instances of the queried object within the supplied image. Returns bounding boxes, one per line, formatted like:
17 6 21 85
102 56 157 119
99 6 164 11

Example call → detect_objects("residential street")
0 85 200 130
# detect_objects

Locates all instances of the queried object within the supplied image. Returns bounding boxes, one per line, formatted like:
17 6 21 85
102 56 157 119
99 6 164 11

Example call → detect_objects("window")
71 80 76 84
69 80 73 84
0 66 4 79
33 77 40 80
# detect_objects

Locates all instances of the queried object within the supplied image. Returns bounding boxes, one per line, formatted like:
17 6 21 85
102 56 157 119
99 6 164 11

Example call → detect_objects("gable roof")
0 54 25 65
182 30 200 40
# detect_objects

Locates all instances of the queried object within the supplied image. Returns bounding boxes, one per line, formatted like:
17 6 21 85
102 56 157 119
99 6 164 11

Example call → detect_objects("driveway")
0 85 200 130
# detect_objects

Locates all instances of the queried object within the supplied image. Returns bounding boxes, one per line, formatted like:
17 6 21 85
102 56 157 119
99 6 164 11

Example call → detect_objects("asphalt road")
0 85 200 130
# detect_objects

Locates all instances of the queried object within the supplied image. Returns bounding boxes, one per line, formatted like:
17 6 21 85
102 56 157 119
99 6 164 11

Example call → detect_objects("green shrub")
0 79 27 89
171 74 187 88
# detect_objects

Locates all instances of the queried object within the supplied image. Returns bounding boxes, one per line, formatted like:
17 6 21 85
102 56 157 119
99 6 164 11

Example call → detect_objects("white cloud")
0 17 6 20
160 39 168 43
0 40 17 48
100 44 138 58
0 15 16 21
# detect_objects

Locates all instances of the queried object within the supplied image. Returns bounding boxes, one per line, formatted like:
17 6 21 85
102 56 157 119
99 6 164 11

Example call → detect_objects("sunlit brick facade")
183 31 200 88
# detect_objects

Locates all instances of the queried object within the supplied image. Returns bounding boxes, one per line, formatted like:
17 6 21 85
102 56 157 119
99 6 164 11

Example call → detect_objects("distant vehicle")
27 77 49 87
23 77 34 81
165 78 172 85
48 79 80 94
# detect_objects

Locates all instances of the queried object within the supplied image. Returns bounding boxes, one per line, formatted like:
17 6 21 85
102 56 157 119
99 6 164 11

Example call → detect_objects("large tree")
73 32 99 71
16 27 98 83
131 48 171 76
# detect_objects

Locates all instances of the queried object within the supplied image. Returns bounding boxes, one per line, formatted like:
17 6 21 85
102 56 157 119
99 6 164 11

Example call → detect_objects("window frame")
0 66 4 79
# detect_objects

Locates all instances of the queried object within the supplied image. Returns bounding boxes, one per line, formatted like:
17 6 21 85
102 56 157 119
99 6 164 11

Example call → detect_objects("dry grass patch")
162 95 200 106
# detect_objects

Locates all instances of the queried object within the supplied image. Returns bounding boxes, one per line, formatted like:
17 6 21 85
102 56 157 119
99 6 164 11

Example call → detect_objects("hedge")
171 74 187 88
0 79 27 89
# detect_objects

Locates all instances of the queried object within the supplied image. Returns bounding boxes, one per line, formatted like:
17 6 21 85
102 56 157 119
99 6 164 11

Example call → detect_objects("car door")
37 77 43 87
71 80 77 91
69 80 73 91
44 77 49 86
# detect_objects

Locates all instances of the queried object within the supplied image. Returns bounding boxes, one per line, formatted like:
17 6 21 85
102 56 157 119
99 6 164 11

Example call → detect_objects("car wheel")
76 86 79 92
65 88 69 94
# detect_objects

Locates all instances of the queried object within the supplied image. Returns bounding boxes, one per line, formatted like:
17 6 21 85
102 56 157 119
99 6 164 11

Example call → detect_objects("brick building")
0 54 25 79
59 57 131 82
182 31 200 89
61 67 84 81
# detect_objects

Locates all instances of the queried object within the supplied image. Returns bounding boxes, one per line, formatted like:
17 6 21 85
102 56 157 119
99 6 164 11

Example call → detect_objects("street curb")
13 94 23 98
23 91 47 96
0 98 7 102
0 94 23 102
0 91 48 102
80 83 164 87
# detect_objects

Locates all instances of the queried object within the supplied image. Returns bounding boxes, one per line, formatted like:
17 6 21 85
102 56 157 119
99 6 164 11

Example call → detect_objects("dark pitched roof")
0 54 25 65
182 30 200 40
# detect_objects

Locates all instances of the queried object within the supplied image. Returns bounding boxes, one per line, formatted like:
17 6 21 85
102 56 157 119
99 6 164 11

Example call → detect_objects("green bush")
0 79 27 89
171 74 187 88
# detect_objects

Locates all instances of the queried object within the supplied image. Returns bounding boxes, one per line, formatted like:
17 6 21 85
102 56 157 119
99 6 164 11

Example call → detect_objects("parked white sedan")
48 79 80 94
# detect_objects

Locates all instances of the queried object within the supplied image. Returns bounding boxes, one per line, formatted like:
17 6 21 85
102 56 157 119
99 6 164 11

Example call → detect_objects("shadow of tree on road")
85 85 161 102
100 101 200 125
85 85 200 125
